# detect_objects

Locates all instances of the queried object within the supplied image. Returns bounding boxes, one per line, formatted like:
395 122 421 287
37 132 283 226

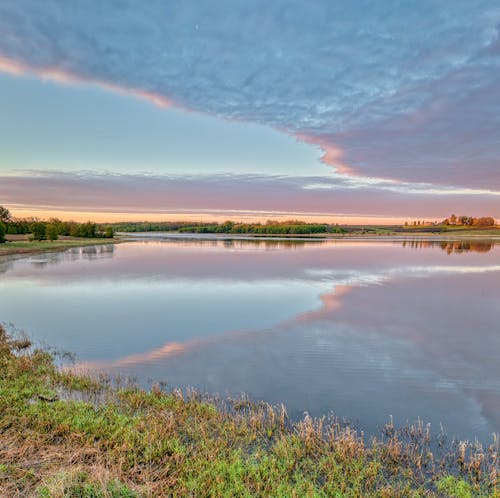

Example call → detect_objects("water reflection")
0 238 499 441
130 237 326 251
0 259 14 274
401 239 494 253
20 245 116 267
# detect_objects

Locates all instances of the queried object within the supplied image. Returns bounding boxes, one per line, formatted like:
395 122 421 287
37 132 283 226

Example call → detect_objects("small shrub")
436 476 472 498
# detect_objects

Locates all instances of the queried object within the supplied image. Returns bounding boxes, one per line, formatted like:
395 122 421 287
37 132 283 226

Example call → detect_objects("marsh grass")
0 326 498 497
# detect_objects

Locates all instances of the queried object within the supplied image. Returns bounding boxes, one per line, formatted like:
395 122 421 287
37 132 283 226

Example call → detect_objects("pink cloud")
0 55 173 109
1 172 498 222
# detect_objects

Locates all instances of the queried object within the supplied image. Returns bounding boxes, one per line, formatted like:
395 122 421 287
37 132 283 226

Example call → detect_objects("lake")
1 235 499 442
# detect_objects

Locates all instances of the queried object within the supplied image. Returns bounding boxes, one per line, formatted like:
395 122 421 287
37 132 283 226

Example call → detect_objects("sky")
1 0 499 223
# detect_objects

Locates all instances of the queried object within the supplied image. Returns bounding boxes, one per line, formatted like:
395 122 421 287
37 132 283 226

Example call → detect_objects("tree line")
109 220 347 234
107 220 347 235
404 214 496 228
108 221 208 232
178 220 346 235
0 206 113 243
441 214 496 227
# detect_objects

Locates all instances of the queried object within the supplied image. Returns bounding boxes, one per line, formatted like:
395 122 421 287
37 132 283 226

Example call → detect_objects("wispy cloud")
1 171 498 220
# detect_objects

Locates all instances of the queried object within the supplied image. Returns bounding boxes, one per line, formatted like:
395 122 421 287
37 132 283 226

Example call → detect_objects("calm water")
1 236 499 441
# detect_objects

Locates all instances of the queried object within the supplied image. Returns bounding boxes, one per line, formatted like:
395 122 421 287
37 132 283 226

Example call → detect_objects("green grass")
0 238 119 257
0 326 498 497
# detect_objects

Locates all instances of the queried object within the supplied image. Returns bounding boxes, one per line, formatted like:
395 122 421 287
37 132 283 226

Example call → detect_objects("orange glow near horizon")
9 206 411 225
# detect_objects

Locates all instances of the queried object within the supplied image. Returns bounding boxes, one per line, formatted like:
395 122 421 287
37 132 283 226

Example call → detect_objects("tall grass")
0 325 497 497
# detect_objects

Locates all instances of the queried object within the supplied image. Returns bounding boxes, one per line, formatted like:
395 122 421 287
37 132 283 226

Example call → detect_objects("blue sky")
0 0 499 222
1 73 324 176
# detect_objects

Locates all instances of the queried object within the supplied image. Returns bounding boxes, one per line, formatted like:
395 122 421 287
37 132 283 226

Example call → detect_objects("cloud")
0 55 173 108
0 1 499 188
1 171 498 220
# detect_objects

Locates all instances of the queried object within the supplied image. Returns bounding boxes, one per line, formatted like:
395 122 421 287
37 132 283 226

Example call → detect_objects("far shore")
120 229 500 241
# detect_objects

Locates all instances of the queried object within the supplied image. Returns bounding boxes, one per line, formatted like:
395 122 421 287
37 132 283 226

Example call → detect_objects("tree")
46 224 59 241
30 222 46 241
69 223 80 237
450 213 457 224
78 222 97 238
219 221 234 233
0 221 6 243
473 217 495 227
104 226 114 238
0 206 11 224
48 218 65 235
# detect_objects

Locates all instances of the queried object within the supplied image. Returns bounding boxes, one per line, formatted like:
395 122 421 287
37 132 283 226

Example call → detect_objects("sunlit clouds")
0 0 499 219
2 171 499 223
0 55 174 108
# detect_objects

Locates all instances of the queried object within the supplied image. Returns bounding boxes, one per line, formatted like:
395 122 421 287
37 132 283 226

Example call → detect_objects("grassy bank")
0 237 121 257
0 327 498 497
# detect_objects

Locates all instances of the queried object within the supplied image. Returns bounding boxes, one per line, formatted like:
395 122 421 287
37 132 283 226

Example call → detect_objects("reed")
0 325 498 497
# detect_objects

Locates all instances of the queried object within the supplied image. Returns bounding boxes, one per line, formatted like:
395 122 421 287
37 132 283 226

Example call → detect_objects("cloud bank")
2 172 498 221
0 0 499 189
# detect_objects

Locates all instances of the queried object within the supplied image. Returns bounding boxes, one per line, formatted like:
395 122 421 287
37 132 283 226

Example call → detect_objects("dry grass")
0 325 498 497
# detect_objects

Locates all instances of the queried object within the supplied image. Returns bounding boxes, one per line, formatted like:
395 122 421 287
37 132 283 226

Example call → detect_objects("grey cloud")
0 1 499 187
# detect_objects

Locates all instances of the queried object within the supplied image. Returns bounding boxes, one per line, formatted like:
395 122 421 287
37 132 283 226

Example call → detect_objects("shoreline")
1 326 498 496
120 230 500 242
0 237 123 258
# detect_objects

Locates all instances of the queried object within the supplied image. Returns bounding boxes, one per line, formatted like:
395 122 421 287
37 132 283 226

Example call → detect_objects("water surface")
1 237 499 441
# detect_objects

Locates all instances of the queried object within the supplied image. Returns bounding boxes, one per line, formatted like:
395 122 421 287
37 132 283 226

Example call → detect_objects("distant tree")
58 221 71 236
458 215 473 226
473 217 495 227
47 218 65 235
219 221 234 233
78 222 97 238
104 226 114 238
30 222 46 241
9 220 30 234
0 221 6 243
450 213 457 224
0 206 11 224
46 224 59 241
69 223 80 237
